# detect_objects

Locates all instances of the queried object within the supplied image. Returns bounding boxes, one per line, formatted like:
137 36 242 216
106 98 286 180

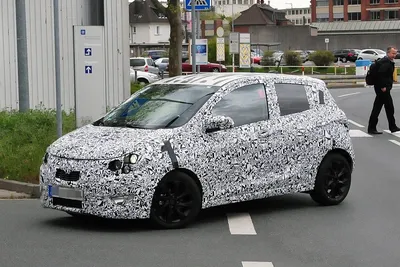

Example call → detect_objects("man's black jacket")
376 56 395 91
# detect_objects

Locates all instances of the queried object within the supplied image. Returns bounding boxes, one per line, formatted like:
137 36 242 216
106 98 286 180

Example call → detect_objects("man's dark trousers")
368 87 396 131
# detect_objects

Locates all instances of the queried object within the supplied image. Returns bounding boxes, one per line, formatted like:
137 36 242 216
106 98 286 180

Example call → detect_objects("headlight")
124 154 139 164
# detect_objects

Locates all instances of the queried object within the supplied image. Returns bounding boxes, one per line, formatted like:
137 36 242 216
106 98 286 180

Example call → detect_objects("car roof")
152 72 322 87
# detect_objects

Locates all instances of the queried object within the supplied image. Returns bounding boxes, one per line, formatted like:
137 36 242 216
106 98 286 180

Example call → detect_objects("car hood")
47 124 170 160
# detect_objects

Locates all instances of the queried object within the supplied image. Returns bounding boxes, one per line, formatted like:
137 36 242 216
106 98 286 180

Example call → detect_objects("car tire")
310 153 352 206
341 57 347 63
149 171 202 229
212 68 220 72
137 78 149 85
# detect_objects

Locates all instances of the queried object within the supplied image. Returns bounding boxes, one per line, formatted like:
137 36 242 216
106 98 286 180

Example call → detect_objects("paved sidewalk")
0 189 30 199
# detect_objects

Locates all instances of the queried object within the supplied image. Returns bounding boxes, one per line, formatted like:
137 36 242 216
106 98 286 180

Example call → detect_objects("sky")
128 0 311 9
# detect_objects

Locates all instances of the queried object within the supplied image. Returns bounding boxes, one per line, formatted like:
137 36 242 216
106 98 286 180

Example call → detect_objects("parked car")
130 57 159 75
130 68 160 84
333 49 360 63
357 49 386 61
142 50 166 60
182 62 227 72
154 57 169 67
39 72 355 229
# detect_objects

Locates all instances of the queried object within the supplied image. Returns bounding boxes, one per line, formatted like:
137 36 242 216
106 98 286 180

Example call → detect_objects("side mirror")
203 116 234 133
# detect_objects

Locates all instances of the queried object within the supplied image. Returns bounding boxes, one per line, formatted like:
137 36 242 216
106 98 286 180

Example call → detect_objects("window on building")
385 10 398 19
316 13 329 22
385 0 399 3
316 0 329 6
274 83 310 116
333 0 344 5
348 12 361 20
155 26 160 35
333 12 344 20
238 0 242 4
370 0 380 4
348 0 361 4
307 18 311 23
370 11 380 20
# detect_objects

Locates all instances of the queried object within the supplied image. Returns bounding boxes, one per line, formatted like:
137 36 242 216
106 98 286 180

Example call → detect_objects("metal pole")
54 0 62 137
16 0 30 112
232 2 235 73
191 0 196 74
196 11 200 74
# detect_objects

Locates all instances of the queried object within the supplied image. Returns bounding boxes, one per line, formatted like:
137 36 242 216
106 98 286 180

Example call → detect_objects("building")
129 0 170 44
311 0 400 22
214 0 258 17
233 2 292 33
283 7 311 25
0 0 130 112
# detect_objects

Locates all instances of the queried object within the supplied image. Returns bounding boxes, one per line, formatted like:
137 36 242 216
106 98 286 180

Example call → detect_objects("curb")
0 178 40 198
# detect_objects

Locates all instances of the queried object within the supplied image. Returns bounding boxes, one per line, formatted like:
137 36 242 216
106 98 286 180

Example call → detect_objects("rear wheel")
310 153 352 206
149 172 201 229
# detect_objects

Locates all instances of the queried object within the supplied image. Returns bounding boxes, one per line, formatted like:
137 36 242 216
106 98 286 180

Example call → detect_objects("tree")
150 0 183 77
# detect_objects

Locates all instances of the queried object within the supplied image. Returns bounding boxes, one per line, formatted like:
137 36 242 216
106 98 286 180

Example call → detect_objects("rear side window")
146 59 154 66
130 59 145 67
274 83 310 116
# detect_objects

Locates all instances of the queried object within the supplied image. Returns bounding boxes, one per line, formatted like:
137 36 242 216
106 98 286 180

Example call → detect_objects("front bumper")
39 155 156 220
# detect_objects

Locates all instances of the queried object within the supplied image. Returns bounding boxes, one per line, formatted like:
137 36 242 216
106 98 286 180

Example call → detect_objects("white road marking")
384 130 400 138
242 261 274 267
349 129 372 137
227 213 257 235
348 119 364 128
338 92 361 98
389 139 400 147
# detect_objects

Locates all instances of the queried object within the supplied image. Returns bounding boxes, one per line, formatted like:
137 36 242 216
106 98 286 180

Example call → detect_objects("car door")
201 83 270 202
260 82 322 191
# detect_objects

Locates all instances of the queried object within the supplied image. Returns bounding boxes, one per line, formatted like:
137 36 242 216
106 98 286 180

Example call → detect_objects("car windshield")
96 83 220 129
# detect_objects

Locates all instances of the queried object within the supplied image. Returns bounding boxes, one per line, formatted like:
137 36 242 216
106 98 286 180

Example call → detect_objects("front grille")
55 169 80 181
52 197 82 209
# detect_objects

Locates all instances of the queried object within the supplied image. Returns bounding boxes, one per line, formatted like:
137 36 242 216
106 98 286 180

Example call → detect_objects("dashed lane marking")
227 213 257 235
242 261 274 267
348 119 364 128
384 130 400 138
389 139 400 147
338 92 361 98
349 129 372 137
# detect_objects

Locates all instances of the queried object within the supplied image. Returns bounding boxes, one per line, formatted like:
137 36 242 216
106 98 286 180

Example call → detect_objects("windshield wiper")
164 115 180 128
151 98 193 105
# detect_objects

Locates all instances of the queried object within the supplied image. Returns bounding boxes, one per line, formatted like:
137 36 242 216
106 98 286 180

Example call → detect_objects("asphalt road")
1 85 400 267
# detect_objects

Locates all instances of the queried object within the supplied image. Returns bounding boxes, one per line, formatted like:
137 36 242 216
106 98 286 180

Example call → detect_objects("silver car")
130 57 159 75
39 73 355 229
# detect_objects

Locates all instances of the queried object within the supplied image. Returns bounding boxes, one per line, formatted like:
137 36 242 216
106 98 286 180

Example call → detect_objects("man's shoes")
390 127 400 133
368 129 383 134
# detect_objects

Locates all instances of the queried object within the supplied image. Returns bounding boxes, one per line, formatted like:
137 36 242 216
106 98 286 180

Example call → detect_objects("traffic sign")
216 27 224 37
185 0 211 10
229 32 239 54
84 48 92 56
85 66 93 74
325 38 329 43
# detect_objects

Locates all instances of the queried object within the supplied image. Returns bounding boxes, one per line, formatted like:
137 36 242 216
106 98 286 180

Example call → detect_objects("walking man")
368 46 400 134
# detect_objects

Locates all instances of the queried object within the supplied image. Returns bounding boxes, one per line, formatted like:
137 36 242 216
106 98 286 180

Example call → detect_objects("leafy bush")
309 50 335 66
261 51 275 66
0 110 76 183
131 82 145 94
284 51 302 66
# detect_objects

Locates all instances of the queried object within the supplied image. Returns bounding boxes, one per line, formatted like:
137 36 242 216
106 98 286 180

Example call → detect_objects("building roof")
311 21 400 34
233 3 290 26
129 0 169 24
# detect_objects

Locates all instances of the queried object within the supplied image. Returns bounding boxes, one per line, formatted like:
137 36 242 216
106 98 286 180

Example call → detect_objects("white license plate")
49 185 83 200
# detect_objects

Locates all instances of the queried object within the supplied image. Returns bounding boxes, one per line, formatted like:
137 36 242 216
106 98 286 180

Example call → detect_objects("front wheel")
149 172 202 229
310 153 352 206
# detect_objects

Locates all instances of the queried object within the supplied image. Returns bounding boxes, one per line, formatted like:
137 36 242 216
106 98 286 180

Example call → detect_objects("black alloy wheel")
150 172 201 229
310 153 352 206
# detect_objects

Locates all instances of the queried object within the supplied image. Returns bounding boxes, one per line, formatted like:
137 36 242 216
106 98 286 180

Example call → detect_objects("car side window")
274 83 310 116
211 83 268 127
